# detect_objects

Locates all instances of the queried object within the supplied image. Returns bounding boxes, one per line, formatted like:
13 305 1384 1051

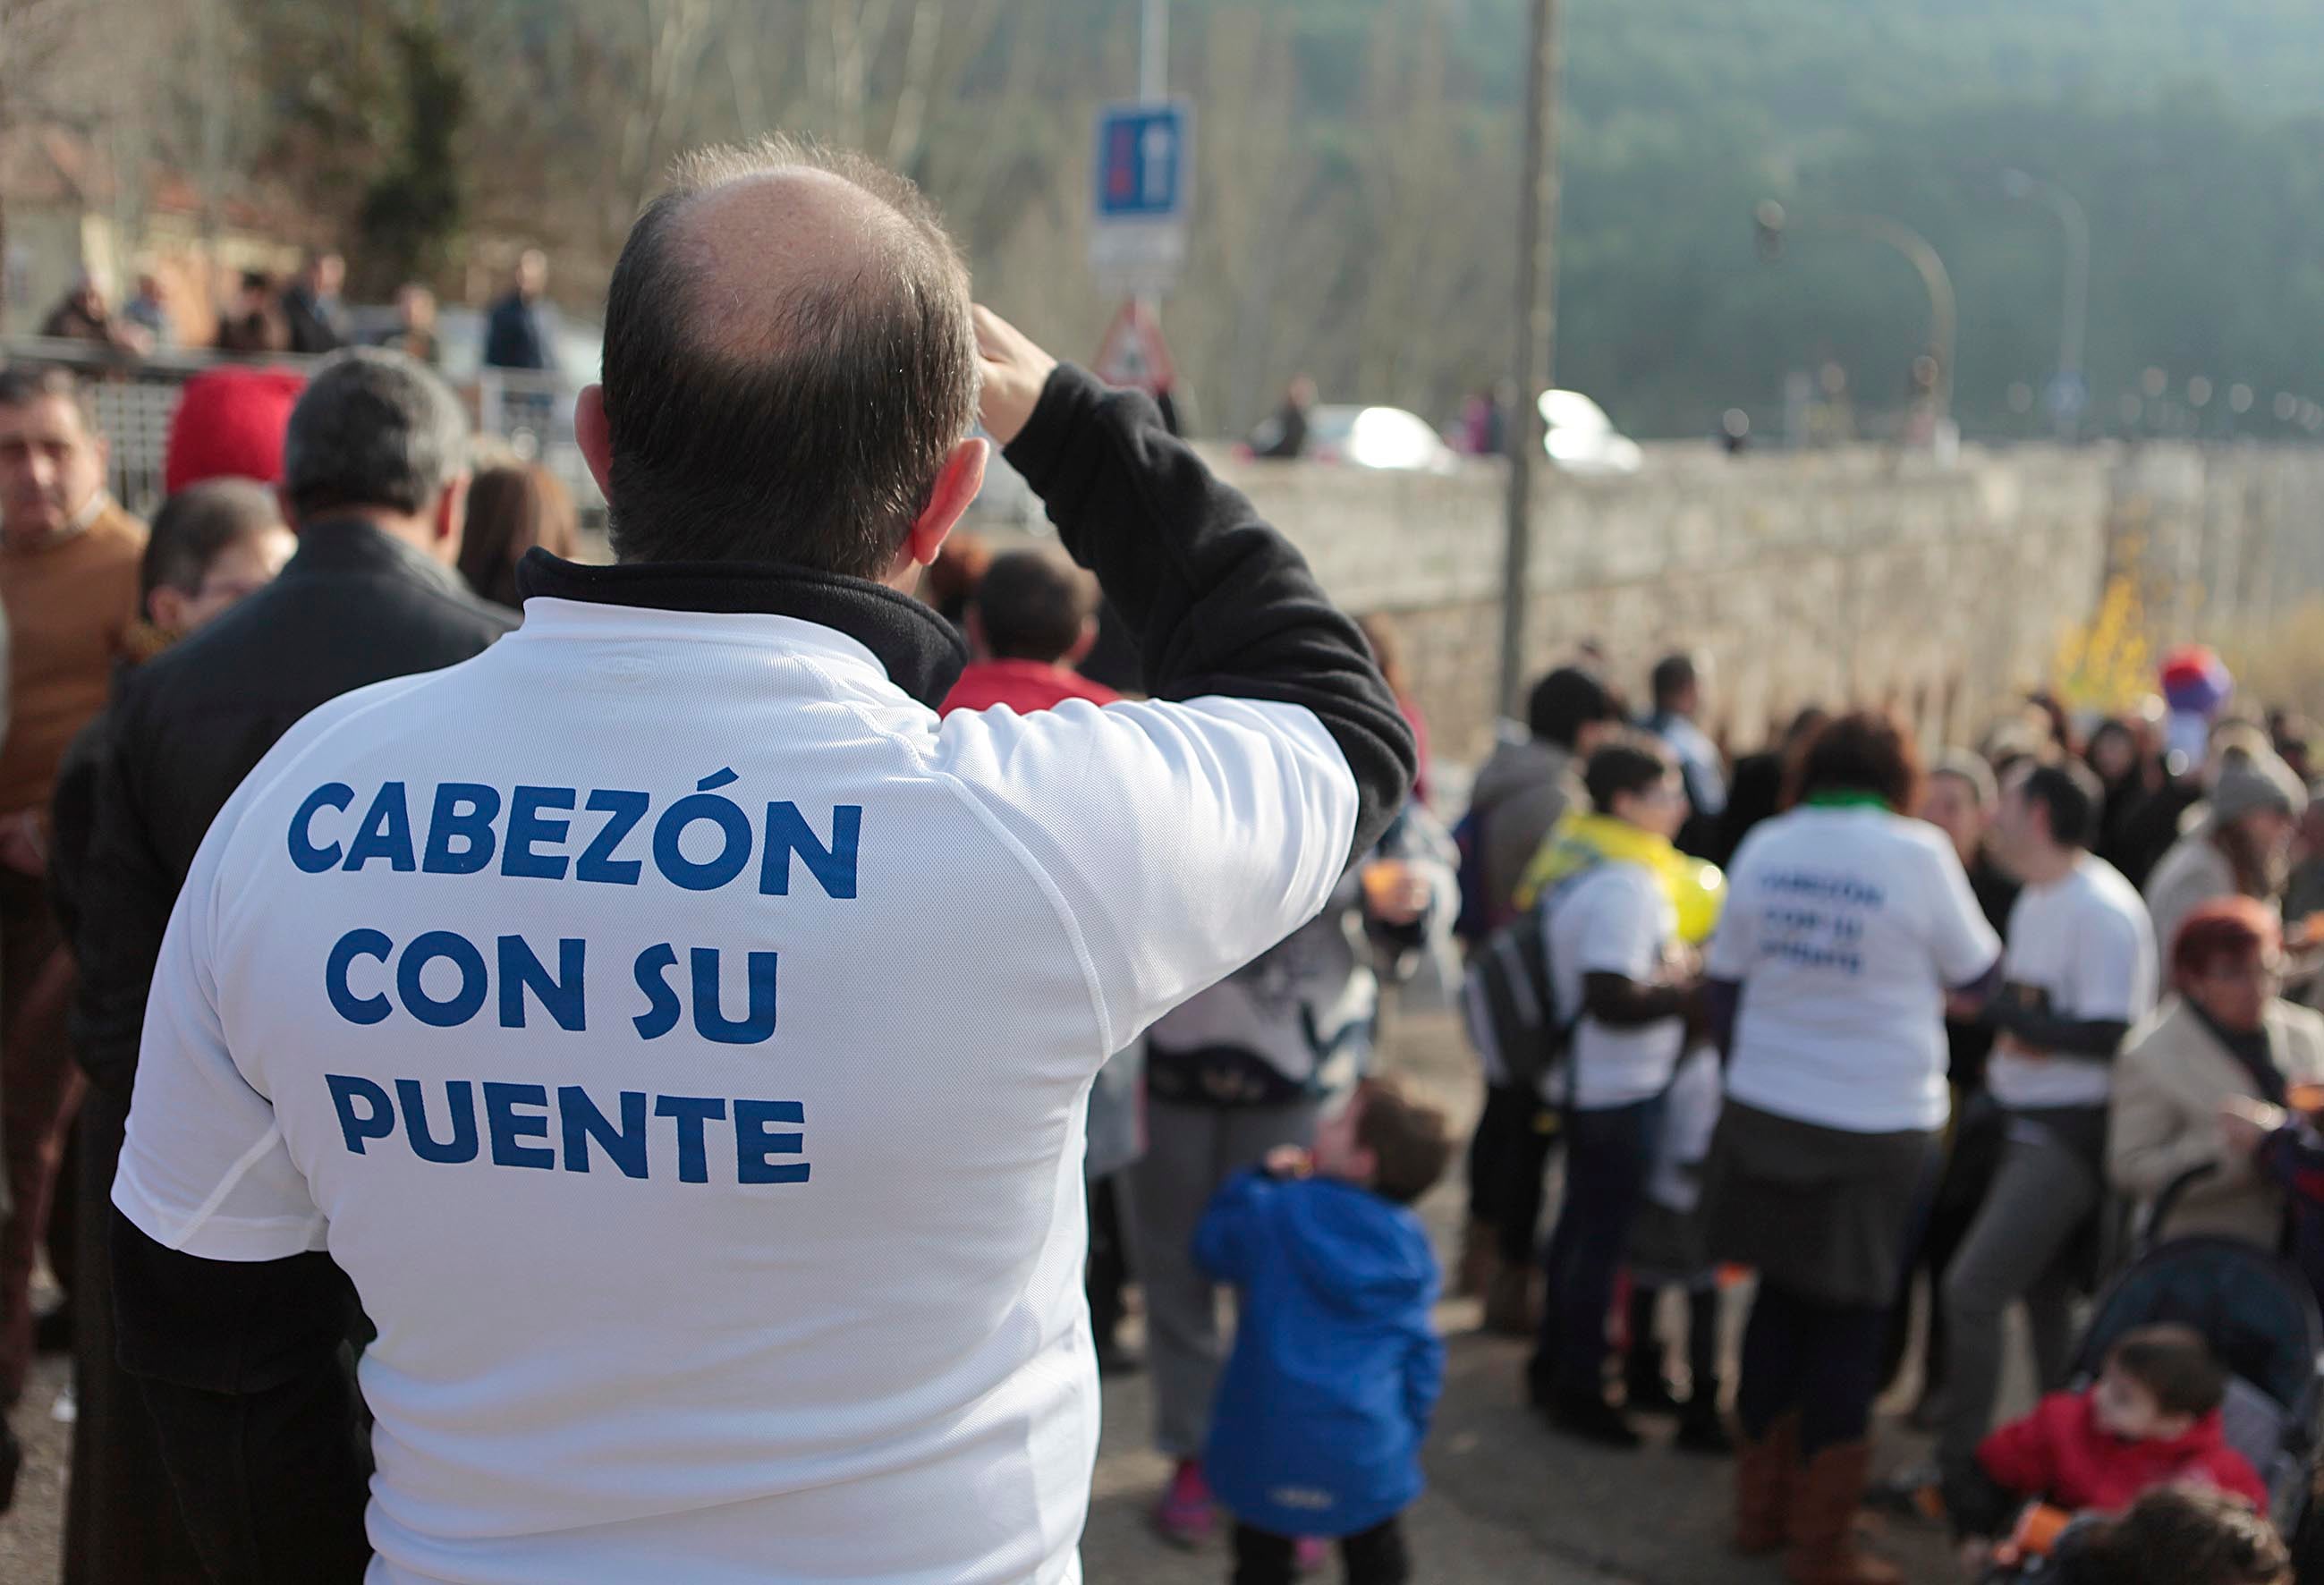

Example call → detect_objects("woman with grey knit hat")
2142 746 2308 954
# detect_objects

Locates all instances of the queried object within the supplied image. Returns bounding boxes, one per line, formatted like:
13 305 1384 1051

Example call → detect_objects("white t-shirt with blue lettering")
113 599 1361 1585
1707 805 2002 1133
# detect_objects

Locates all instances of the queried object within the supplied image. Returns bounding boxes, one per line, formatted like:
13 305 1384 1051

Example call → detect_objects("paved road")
0 1006 1979 1583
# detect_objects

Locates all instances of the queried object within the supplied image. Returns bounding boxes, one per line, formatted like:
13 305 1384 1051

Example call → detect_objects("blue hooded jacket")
1195 1168 1444 1538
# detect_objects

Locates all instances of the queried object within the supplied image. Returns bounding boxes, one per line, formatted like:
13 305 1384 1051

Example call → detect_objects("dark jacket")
75 517 513 1100
482 292 551 371
279 286 346 355
1197 1168 1442 1538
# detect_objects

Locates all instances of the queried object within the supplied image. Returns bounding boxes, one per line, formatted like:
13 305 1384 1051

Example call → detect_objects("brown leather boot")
1456 1216 1498 1299
1481 1263 1536 1336
1733 1411 1797 1555
1784 1440 1901 1585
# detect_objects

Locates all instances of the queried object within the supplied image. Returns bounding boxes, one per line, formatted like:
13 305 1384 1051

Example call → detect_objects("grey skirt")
1702 1100 1940 1310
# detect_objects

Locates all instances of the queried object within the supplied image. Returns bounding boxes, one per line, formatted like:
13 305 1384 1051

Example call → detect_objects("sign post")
1090 100 1193 300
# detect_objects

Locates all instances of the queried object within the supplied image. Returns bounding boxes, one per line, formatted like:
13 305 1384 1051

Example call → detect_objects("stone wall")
1204 445 2116 763
2104 444 2324 648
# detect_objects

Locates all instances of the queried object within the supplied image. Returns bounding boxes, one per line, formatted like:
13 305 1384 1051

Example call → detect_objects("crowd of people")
35 247 563 377
0 133 2307 1585
1447 642 2321 1582
0 351 589 1573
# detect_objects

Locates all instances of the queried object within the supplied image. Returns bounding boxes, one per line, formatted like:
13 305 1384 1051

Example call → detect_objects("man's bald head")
598 138 978 576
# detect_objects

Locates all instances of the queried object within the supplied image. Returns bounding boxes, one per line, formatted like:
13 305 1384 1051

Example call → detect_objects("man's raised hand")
973 306 1059 447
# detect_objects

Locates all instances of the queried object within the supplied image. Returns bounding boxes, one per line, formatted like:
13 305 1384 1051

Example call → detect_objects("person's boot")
0 1415 19 1516
1624 1289 1682 1416
1456 1216 1498 1299
1784 1440 1902 1585
1676 1389 1734 1454
1481 1263 1535 1337
1733 1411 1798 1555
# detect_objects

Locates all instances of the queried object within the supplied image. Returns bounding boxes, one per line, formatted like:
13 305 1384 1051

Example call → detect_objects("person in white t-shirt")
106 139 1416 1585
1701 712 2001 1583
1524 735 1701 1446
1937 759 2157 1515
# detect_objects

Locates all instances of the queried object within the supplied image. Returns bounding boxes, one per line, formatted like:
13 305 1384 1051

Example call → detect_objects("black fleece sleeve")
72 690 175 1099
1984 1004 2133 1059
1004 364 1417 863
114 1213 372 1583
1582 970 1697 1029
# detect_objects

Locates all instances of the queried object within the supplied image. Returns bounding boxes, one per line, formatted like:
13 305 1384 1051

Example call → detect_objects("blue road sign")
1095 102 1191 223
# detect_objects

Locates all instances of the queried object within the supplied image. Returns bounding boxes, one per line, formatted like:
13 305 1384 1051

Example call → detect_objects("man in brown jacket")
0 366 144 1407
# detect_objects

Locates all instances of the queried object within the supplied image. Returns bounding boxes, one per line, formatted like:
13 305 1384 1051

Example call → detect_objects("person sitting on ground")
2111 898 2324 1247
1953 1325 2269 1569
1524 734 1704 1446
938 547 1119 716
1194 1076 1451 1585
456 462 581 611
2050 1485 2290 1585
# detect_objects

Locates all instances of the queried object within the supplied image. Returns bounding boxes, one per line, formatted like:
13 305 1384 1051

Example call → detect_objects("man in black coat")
72 350 510 1579
279 251 349 357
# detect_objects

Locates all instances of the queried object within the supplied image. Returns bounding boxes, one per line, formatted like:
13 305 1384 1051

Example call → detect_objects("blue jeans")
1532 1094 1665 1397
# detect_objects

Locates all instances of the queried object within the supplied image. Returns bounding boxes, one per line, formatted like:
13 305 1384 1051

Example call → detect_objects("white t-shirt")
1547 860 1687 1111
1707 806 2002 1133
1985 854 2158 1110
113 600 1360 1585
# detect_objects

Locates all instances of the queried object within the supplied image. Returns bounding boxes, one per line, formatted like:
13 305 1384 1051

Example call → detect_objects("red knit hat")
164 366 306 495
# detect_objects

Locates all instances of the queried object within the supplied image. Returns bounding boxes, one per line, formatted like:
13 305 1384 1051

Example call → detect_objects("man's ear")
575 385 614 501
897 437 988 577
147 585 190 634
434 470 471 564
1064 615 1098 667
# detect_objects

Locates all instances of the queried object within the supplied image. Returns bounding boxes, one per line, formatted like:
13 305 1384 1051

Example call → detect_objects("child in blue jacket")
1195 1076 1453 1584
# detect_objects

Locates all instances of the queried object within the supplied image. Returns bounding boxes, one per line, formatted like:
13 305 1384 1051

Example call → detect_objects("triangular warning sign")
1093 301 1175 397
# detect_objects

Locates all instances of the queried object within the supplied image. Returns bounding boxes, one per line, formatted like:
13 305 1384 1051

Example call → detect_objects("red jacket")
1977 1390 2269 1514
940 659 1121 717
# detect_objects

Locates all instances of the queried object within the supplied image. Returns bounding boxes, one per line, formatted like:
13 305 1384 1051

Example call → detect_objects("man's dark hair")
2020 759 2104 851
142 480 282 604
1354 1077 1454 1206
1583 733 1676 814
599 137 978 578
1792 709 1921 814
2108 1324 2228 1419
1528 665 1621 750
974 549 1096 664
280 348 469 522
1650 651 1699 709
0 364 96 430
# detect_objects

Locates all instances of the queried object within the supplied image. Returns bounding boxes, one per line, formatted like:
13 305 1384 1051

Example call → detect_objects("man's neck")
4 491 107 553
307 507 442 564
2021 844 2082 887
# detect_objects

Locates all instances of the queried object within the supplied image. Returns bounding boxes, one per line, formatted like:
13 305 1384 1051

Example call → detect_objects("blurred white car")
1540 389 1644 474
1302 404 1460 472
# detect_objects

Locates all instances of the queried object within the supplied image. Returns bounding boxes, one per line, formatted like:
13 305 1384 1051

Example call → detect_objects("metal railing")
0 336 603 525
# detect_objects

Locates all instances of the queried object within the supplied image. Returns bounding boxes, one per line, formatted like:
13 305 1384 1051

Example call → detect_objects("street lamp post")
1497 0 1562 718
2001 168 2091 440
1755 200 1957 437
